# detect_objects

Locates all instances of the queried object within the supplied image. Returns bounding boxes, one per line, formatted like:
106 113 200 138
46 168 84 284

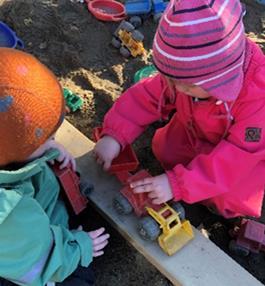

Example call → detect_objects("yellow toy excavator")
138 202 194 256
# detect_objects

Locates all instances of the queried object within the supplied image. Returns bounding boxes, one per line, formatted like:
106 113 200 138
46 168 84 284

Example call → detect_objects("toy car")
111 20 145 58
125 0 168 27
229 219 265 256
63 88 83 112
113 169 194 255
51 162 94 215
139 202 194 256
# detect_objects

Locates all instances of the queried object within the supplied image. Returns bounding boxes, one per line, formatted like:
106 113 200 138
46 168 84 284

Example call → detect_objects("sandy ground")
0 0 265 285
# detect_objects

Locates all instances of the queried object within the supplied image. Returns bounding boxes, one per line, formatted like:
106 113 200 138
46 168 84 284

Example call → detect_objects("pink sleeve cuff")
166 169 183 201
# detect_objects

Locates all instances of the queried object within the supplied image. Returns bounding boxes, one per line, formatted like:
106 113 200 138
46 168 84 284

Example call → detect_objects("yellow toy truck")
111 20 145 58
138 202 194 255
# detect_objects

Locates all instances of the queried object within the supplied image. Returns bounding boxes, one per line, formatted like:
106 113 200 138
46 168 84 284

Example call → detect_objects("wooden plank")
56 120 263 286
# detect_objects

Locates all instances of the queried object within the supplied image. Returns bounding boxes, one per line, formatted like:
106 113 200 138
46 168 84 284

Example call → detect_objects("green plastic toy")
63 88 83 112
133 65 158 83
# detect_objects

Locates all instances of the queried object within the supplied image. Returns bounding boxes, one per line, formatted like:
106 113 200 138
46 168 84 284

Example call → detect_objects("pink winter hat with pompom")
152 0 246 101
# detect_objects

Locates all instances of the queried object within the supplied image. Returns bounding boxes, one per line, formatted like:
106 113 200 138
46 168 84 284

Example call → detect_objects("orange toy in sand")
0 48 65 166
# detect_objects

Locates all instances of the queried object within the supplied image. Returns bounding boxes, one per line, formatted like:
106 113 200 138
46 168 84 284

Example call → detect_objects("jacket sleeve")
0 192 92 286
166 94 265 207
102 74 175 148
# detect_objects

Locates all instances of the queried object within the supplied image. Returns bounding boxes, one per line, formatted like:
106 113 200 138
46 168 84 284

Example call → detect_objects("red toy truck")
93 127 194 255
51 162 93 215
229 219 265 256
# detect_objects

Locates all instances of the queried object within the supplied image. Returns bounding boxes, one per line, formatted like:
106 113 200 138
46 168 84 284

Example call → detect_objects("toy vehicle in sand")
125 0 168 27
63 88 83 113
229 219 265 256
111 20 145 58
51 162 94 215
93 127 194 255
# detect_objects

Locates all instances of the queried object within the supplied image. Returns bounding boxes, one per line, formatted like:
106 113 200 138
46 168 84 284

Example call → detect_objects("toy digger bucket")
159 220 194 256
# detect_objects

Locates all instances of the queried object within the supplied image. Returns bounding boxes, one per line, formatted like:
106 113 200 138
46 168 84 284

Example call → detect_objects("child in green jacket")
0 48 109 286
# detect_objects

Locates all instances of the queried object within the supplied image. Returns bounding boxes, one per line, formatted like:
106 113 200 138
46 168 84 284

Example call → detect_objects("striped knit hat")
153 0 246 101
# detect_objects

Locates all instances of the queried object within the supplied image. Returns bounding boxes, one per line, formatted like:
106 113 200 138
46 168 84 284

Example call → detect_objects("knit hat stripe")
158 9 243 50
154 37 244 73
155 50 244 80
165 0 229 27
206 73 240 91
159 1 238 39
172 0 215 15
154 25 243 62
194 58 244 86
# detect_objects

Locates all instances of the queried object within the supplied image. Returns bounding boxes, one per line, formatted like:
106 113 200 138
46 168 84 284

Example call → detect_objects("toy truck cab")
113 170 161 216
51 162 93 215
111 20 145 58
229 219 265 256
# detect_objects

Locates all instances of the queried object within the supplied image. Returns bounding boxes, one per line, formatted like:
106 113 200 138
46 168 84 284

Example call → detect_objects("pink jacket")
102 40 265 218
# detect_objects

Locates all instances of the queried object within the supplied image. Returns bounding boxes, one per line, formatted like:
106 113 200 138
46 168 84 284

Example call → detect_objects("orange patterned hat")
0 48 65 166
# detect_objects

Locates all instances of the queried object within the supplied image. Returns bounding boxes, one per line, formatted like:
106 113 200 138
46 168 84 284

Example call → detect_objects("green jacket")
0 149 92 286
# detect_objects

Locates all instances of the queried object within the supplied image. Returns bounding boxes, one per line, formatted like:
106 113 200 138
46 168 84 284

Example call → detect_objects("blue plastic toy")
255 0 265 4
125 0 168 26
0 21 24 48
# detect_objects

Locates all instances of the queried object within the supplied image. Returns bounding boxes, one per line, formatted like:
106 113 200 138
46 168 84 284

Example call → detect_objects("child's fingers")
48 159 55 165
88 227 105 239
152 197 165 205
148 191 158 199
70 157 77 171
103 160 111 171
130 177 153 188
93 239 109 252
132 183 153 194
59 157 70 169
93 250 104 257
93 233 110 245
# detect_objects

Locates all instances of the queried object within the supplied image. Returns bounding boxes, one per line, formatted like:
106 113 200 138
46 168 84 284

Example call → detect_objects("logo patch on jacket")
245 127 262 142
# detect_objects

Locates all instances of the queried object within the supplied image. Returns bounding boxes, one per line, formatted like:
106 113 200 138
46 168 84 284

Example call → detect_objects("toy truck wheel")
129 16 142 28
229 240 250 256
111 37 121 49
170 202 185 221
113 193 133 214
138 216 160 241
131 30 144 42
119 21 135 32
153 12 163 23
79 180 94 198
119 46 131 58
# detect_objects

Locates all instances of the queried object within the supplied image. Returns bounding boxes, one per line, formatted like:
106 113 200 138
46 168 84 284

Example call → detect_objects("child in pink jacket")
94 0 265 218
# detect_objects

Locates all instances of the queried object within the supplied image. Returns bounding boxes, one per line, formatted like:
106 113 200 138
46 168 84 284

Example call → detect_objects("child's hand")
93 136 121 171
130 174 173 204
48 140 76 171
88 227 110 257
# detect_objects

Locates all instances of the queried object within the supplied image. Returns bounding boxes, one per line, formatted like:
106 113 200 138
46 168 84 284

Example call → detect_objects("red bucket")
87 0 126 22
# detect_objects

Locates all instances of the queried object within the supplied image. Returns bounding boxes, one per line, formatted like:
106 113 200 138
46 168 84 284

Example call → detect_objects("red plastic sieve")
86 0 126 22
